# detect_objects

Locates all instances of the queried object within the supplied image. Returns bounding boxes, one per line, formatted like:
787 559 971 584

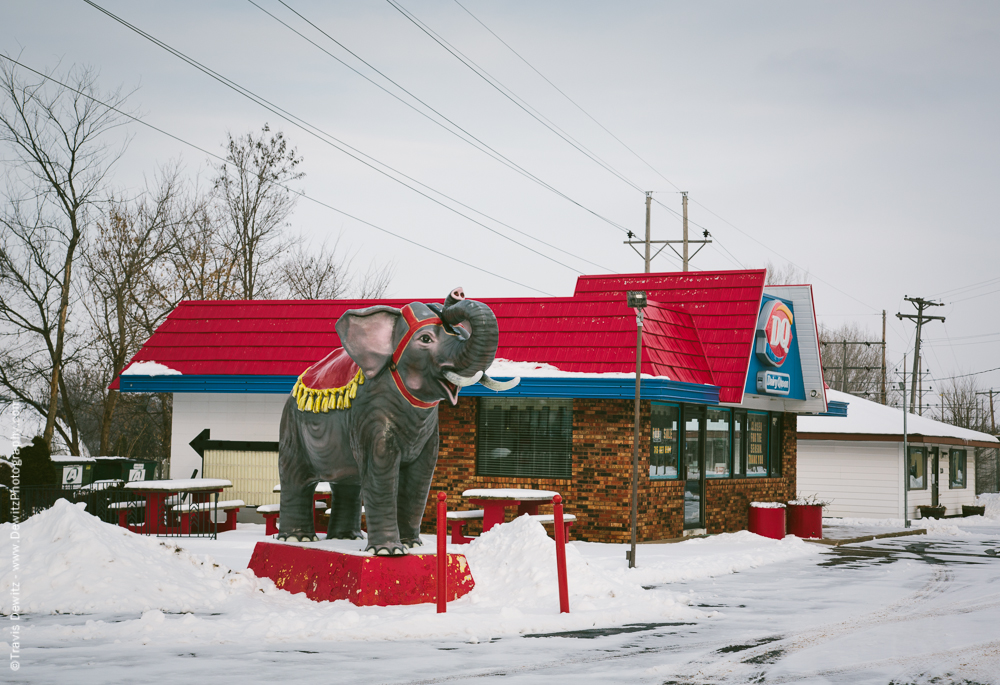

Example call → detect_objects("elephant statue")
277 287 519 555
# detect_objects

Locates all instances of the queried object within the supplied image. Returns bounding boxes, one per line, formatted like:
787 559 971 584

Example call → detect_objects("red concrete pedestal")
248 541 475 607
748 505 786 540
786 504 823 539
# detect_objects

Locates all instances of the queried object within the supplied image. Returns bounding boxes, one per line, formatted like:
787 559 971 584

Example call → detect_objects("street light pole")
902 354 910 529
626 291 647 568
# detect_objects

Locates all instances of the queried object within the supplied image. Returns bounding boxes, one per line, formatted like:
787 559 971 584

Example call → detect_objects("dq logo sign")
755 300 794 368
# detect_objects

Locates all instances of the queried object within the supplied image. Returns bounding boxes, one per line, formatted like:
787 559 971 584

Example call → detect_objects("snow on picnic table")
0 500 818 644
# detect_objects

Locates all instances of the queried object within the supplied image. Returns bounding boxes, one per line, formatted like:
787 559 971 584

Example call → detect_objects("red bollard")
553 495 570 614
437 491 447 614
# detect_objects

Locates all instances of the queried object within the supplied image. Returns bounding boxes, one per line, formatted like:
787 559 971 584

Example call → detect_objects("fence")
0 484 219 538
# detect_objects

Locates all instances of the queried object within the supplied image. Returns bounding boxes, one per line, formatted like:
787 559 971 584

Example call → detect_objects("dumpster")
748 502 785 539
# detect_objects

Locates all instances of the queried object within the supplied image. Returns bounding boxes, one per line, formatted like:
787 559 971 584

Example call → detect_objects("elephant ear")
335 305 401 379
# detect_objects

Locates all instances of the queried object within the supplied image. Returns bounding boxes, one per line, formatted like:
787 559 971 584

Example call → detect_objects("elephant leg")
277 481 319 542
361 428 405 556
397 430 439 549
326 479 364 540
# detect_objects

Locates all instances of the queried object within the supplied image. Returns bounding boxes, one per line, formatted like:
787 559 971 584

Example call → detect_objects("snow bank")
578 530 820 588
0 500 268 615
0 502 827 646
975 493 1000 519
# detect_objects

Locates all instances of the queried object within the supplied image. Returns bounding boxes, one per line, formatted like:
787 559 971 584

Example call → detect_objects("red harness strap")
390 305 443 409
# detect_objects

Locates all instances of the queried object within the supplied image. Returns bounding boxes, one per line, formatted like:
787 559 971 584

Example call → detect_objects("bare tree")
764 260 810 286
939 375 986 432
214 124 303 299
0 61 132 452
81 168 183 454
280 237 352 300
819 322 885 401
355 259 395 299
165 182 237 302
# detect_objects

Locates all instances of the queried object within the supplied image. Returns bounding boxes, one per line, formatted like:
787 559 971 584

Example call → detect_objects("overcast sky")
4 0 1000 415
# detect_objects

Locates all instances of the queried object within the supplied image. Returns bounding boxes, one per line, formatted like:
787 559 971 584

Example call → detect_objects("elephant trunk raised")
442 298 499 378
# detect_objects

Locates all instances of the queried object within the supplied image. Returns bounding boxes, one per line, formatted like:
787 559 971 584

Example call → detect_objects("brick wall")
422 398 797 543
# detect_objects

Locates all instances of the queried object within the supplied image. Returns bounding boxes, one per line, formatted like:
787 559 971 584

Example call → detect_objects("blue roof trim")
119 374 720 405
817 400 849 418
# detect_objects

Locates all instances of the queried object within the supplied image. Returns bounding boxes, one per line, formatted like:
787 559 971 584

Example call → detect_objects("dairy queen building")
115 269 843 542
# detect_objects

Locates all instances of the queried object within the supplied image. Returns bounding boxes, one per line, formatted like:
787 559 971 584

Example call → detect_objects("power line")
0 53 551 295
82 0 592 276
930 275 1000 299
451 0 684 195
385 0 646 198
256 0 633 251
928 366 1000 382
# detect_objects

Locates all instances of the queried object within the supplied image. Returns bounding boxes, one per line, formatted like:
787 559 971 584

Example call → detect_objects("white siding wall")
799 439 980 520
798 440 900 518
170 393 286 482
936 450 977 517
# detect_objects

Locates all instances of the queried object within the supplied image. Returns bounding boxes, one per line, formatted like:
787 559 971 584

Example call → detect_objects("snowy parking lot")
3 500 1000 684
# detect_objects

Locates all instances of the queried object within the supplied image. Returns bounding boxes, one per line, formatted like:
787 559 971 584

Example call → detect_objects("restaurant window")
908 447 926 490
476 398 573 479
949 449 967 489
769 414 783 477
706 408 731 477
746 412 768 476
732 411 745 477
650 404 680 478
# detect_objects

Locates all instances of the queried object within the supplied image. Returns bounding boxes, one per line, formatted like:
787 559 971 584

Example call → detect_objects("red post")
437 491 447 614
553 494 570 614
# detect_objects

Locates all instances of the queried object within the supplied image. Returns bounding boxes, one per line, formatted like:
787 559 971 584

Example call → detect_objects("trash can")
786 503 823 539
748 502 786 539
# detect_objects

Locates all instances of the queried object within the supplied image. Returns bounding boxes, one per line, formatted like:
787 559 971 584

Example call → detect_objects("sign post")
626 291 647 568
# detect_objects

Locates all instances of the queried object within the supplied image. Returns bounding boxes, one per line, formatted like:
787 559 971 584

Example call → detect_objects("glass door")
683 409 705 528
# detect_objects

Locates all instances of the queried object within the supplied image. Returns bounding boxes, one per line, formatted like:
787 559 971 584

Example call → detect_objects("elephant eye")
419 334 432 343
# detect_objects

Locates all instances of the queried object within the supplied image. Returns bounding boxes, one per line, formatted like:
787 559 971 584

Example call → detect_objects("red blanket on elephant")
292 348 364 413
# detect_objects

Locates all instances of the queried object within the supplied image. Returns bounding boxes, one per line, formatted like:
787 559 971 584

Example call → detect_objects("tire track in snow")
659 565 1000 684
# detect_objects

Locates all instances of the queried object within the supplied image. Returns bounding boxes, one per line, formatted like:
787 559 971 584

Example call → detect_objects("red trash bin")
786 503 823 539
748 503 786 540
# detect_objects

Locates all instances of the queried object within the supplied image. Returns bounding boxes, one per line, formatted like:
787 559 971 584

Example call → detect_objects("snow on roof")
486 359 661 380
50 455 139 463
121 361 181 376
798 389 998 444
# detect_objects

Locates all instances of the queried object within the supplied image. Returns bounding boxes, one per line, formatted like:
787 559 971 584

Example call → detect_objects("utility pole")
896 297 945 413
624 191 711 272
644 192 652 272
840 341 848 392
881 310 887 405
976 390 997 434
819 339 885 397
682 192 690 271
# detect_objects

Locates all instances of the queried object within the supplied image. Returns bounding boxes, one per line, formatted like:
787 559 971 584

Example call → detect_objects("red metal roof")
116 270 765 403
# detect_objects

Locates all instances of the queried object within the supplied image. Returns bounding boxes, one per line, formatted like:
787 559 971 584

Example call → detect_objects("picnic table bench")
122 478 232 535
258 500 330 536
173 499 245 534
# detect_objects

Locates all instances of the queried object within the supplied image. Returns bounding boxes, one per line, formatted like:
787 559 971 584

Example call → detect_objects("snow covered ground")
2 499 999 684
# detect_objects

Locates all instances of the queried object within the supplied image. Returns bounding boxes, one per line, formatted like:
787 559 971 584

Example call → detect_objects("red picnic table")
122 478 232 535
462 488 561 533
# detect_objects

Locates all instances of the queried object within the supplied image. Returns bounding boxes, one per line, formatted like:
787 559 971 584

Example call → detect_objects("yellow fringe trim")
292 367 365 413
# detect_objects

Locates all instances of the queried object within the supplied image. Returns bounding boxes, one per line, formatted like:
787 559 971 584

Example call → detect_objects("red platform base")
248 541 475 607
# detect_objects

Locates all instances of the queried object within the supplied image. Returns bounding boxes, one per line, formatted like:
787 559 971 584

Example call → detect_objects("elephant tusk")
478 374 521 392
443 370 483 387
